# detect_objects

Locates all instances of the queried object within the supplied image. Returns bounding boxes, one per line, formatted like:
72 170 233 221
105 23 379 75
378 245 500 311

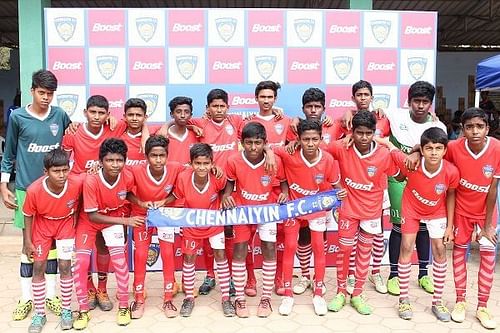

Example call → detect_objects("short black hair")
297 118 322 138
207 88 228 105
461 107 488 126
99 138 128 161
255 80 281 98
352 110 376 131
145 135 169 156
420 127 448 147
351 80 373 96
31 70 58 91
169 96 193 113
43 148 69 170
87 95 109 111
124 98 147 115
190 143 213 161
408 81 435 102
302 88 325 107
241 122 267 142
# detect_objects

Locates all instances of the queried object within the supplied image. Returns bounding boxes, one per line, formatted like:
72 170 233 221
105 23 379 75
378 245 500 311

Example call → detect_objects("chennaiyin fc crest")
370 20 391 44
372 94 391 110
294 18 315 43
136 93 158 117
332 56 353 80
54 16 76 42
57 94 79 117
255 55 276 80
215 17 237 42
96 55 118 80
407 57 428 80
136 17 158 42
146 243 160 267
176 55 198 80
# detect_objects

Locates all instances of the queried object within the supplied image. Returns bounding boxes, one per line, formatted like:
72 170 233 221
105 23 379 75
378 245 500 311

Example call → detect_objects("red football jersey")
167 126 199 165
246 114 291 148
286 123 343 150
226 152 286 206
173 169 227 239
120 131 146 168
445 137 500 218
190 117 242 168
392 150 459 219
62 121 127 174
130 162 185 216
23 175 83 224
81 169 134 224
328 141 399 220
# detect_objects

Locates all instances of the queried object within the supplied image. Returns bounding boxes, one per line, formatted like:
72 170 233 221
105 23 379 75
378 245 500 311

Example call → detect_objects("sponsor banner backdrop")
46 8 437 121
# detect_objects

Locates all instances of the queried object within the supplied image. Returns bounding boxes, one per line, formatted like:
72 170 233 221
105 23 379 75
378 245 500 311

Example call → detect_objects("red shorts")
454 213 485 246
233 225 257 244
75 219 125 250
337 213 382 239
32 218 75 261
278 219 301 235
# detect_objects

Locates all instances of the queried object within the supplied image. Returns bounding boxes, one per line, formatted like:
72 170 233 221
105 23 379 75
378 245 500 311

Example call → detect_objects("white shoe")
346 275 355 295
293 276 311 295
368 273 388 294
312 295 327 316
278 297 294 316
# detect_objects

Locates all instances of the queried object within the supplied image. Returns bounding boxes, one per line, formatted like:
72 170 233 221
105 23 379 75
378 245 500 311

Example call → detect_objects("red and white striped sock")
371 232 385 275
336 237 354 294
217 259 231 301
296 244 312 279
352 231 374 297
478 245 496 308
75 249 92 312
398 261 412 301
324 239 328 254
232 261 246 300
452 245 468 303
32 280 46 315
108 246 129 308
432 259 447 305
261 260 276 299
182 262 196 299
60 277 73 310
348 234 358 276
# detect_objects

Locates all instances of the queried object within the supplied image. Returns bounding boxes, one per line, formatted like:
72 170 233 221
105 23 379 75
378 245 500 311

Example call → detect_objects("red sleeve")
123 168 135 191
286 125 297 142
112 119 128 134
326 140 342 159
22 188 37 216
328 159 341 186
188 117 207 128
83 176 99 212
384 149 400 177
331 120 348 141
495 142 500 178
444 140 456 163
148 124 162 134
227 114 244 139
390 149 408 177
276 156 286 182
62 133 74 152
226 157 237 181
172 174 185 199
215 172 227 192
448 164 460 189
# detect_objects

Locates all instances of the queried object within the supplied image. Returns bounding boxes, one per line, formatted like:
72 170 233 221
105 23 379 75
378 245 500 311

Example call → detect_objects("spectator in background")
448 110 463 140
5 89 21 135
479 91 499 135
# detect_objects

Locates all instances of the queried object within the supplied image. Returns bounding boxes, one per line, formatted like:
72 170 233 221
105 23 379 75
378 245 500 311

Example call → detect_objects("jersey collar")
241 151 266 169
147 165 167 185
191 172 209 194
42 177 68 199
464 137 490 160
300 148 322 168
168 126 188 142
26 104 51 121
98 169 121 189
255 113 275 121
126 131 142 138
83 123 104 140
353 141 377 159
421 158 443 179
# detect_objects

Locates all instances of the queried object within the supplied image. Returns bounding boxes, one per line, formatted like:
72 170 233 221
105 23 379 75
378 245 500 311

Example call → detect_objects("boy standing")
166 96 199 165
22 149 82 332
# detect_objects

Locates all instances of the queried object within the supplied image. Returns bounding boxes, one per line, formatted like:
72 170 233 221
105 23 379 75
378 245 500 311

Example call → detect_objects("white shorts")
56 239 75 260
360 217 382 235
421 217 447 239
102 224 126 247
475 224 496 247
325 210 336 230
209 231 225 250
157 227 175 243
258 222 277 243
309 216 327 232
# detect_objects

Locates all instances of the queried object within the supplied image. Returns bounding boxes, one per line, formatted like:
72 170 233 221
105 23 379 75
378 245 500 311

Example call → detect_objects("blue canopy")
476 55 500 91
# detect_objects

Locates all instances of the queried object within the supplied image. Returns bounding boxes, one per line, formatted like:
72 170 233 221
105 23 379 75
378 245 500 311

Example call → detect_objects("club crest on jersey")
370 20 391 43
136 17 157 42
176 55 197 80
261 175 271 187
49 123 59 137
315 174 325 184
407 57 427 80
96 55 118 80
136 93 158 116
54 16 77 42
210 193 218 202
367 165 377 177
164 184 173 194
332 56 353 80
117 190 127 200
399 123 408 131
435 183 446 195
147 243 160 267
483 165 494 178
255 55 276 80
57 93 79 117
294 18 315 43
274 123 284 135
66 199 76 208
323 133 331 144
215 17 237 42
225 124 234 135
373 93 391 110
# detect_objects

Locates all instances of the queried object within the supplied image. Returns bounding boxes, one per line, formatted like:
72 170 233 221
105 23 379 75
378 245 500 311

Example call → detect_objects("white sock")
20 277 32 302
45 274 57 299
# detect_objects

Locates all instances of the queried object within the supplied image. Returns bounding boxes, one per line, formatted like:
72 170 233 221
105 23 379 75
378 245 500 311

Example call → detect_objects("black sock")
416 223 430 279
388 224 401 279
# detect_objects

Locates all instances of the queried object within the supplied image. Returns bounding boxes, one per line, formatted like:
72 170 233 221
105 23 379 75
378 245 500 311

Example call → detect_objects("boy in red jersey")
169 143 234 317
274 119 345 316
222 122 288 318
120 98 151 168
22 149 82 332
166 96 199 165
327 111 399 315
72 138 143 330
377 128 459 321
126 135 185 319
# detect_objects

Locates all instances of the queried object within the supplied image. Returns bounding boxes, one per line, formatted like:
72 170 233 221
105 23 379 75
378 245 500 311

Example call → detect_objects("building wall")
0 48 20 132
